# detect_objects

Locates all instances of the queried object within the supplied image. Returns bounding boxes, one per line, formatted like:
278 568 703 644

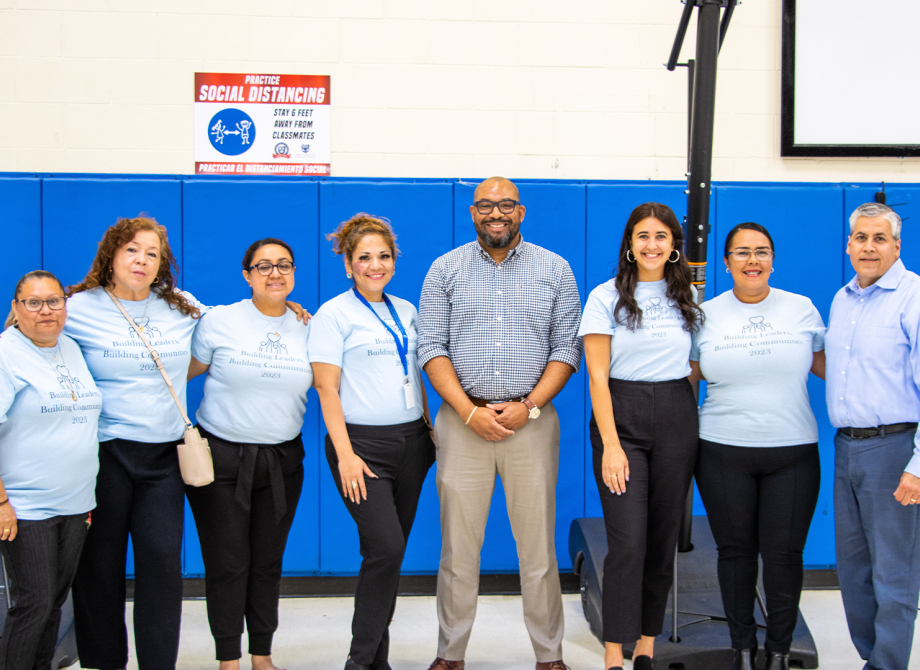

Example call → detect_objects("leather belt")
467 394 525 409
838 422 918 439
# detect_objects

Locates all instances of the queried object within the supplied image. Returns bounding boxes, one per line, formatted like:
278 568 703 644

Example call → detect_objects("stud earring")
346 272 353 279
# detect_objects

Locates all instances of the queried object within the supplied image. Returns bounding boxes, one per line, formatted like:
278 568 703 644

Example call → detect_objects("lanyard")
352 288 409 379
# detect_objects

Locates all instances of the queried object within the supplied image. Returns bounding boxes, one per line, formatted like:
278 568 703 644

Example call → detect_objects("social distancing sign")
194 73 331 176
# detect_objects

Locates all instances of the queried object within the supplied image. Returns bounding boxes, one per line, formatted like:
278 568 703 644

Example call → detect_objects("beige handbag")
106 288 214 487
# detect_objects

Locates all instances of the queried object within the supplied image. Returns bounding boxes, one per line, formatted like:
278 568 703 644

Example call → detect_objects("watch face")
529 406 541 419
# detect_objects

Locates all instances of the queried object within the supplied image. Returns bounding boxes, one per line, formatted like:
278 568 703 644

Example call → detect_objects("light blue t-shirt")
691 288 825 447
578 278 693 381
0 328 101 520
308 290 423 426
65 287 207 443
192 299 312 443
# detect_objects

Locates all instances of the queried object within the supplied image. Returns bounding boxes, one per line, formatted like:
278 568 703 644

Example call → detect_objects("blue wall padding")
0 179 42 307
41 179 183 290
4 172 912 574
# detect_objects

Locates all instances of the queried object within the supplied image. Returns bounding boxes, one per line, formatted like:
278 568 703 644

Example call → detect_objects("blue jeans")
835 430 920 670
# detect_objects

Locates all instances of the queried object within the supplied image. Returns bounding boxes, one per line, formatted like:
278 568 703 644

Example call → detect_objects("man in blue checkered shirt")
418 177 583 670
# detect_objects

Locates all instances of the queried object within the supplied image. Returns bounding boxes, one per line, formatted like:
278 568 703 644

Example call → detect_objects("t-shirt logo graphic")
130 317 161 339
743 316 773 334
644 297 665 320
260 332 288 354
56 364 85 390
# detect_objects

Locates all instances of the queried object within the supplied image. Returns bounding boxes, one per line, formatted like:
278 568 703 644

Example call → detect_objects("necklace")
39 342 78 402
254 303 288 336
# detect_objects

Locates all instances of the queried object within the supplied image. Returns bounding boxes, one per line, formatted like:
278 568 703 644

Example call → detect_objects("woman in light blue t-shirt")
309 214 434 670
186 238 312 670
578 203 703 670
0 270 101 670
689 223 826 670
64 217 205 670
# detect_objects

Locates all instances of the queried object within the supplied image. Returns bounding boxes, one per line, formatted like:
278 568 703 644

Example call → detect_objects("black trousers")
695 440 820 654
186 429 305 661
325 418 435 668
0 513 88 670
590 377 699 643
72 438 185 670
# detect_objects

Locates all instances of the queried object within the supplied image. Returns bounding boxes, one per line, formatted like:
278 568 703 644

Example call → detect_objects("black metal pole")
685 0 722 301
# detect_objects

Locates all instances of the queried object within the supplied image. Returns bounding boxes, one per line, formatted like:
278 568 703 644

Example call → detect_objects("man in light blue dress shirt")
826 202 920 670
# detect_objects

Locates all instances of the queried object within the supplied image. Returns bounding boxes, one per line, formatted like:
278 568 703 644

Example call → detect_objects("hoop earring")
152 276 159 285
392 270 396 276
668 250 680 263
771 267 775 273
346 273 353 279
626 250 636 263
726 267 732 273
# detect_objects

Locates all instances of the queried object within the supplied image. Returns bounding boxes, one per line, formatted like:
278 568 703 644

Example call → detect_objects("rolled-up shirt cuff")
906 445 920 480
549 348 583 373
418 345 450 370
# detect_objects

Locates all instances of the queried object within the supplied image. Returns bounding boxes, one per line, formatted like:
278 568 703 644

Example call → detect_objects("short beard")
476 221 517 249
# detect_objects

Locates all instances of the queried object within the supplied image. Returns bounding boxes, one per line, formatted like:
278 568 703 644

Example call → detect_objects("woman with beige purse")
185 238 312 670
64 217 207 670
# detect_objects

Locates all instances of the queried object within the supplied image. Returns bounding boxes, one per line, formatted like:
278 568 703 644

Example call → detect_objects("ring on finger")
351 481 358 489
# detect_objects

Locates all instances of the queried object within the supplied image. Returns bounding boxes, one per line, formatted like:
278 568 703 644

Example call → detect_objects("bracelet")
465 406 478 425
0 499 8 507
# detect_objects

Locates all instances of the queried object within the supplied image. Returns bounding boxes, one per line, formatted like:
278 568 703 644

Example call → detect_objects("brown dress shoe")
428 659 465 670
536 662 571 670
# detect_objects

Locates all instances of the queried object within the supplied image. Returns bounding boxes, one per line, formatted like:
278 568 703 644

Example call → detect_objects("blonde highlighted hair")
326 213 399 260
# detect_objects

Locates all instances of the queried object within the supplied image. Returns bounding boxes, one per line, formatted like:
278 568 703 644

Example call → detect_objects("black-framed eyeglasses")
17 297 66 312
727 248 774 261
474 199 520 215
248 262 295 276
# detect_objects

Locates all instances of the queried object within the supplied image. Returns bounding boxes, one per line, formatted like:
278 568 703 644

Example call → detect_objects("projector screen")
781 0 920 157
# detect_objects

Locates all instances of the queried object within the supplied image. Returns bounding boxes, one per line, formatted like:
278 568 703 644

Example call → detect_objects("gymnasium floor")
108 591 920 670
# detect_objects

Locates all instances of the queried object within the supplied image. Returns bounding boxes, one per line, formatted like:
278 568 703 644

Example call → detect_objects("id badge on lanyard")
352 289 414 410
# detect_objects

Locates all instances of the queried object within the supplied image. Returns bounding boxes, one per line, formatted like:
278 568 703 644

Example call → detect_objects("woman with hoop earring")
578 202 703 670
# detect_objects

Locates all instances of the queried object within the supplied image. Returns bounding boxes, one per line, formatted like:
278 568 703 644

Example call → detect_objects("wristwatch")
521 397 541 420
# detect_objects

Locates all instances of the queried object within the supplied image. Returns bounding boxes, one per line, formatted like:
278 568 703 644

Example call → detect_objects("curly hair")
326 213 399 261
68 217 200 319
613 202 703 332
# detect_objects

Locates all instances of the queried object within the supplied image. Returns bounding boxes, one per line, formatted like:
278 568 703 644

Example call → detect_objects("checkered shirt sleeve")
417 240 583 400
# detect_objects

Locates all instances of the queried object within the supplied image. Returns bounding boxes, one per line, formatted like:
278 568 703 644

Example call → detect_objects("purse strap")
105 288 193 430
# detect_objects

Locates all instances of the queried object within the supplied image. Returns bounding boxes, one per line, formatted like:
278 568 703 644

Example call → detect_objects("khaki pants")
434 402 564 662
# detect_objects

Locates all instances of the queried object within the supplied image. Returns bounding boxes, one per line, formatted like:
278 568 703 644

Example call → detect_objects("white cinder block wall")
1 0 917 181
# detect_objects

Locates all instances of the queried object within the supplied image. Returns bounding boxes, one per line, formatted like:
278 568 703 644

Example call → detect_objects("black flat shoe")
606 667 623 670
731 648 756 670
345 659 370 670
633 655 653 670
764 652 789 670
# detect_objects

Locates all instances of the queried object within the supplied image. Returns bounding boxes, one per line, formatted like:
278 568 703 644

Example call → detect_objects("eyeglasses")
17 297 66 311
249 262 294 276
727 248 774 261
474 199 520 215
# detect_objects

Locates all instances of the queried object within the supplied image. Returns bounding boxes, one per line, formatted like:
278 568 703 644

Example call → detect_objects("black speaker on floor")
0 556 79 668
569 516 819 670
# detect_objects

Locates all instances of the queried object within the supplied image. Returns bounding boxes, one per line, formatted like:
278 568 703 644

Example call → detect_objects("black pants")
325 418 435 668
186 429 305 661
0 514 88 670
695 440 821 654
590 377 699 643
72 438 185 670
